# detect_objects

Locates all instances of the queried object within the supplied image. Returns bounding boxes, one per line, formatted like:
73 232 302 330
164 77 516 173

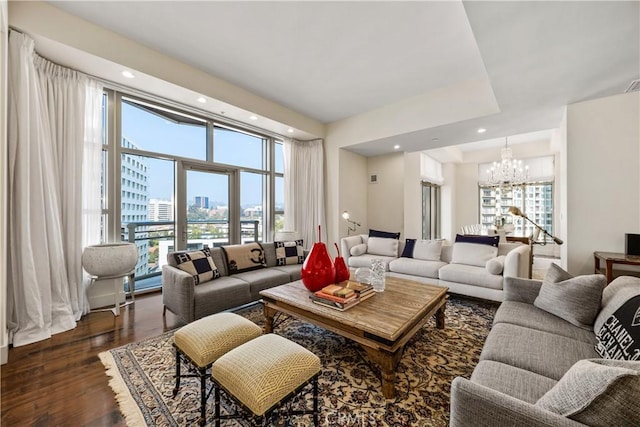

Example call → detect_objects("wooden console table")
593 251 640 284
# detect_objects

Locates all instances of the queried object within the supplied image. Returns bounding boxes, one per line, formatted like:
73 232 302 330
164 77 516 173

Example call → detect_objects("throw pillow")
486 256 506 275
450 242 498 267
412 239 443 261
455 234 500 247
400 238 416 258
369 229 401 240
221 242 267 274
534 264 605 330
595 294 640 360
350 243 367 257
274 239 304 266
173 247 221 285
366 236 399 257
536 359 640 426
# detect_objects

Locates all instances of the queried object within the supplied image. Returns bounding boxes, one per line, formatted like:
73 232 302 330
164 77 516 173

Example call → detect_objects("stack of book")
309 282 374 311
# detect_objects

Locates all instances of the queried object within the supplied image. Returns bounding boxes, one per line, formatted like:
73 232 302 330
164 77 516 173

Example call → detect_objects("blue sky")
121 102 283 207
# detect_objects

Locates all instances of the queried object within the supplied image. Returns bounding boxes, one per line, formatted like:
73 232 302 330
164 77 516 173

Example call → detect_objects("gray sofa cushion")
193 277 252 320
594 275 640 332
271 264 303 282
534 266 605 330
438 264 503 290
388 257 446 279
536 359 640 427
494 301 597 345
471 360 558 404
480 323 599 380
233 268 291 299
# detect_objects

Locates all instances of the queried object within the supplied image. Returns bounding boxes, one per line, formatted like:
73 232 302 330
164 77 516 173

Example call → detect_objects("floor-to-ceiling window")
101 91 284 292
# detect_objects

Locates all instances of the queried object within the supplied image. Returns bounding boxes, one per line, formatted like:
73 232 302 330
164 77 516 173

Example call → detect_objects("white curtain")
283 138 326 248
7 31 103 346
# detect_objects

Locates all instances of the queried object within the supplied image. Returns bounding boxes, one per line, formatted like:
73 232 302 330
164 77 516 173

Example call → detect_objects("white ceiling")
40 1 640 156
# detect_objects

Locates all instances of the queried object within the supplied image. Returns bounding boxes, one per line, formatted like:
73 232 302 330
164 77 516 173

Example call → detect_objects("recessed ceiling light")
197 97 206 104
287 128 294 133
249 115 258 121
121 70 135 79
393 145 400 150
477 128 487 133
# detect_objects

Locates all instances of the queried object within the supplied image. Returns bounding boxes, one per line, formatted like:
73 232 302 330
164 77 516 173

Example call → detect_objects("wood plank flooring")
1 292 185 426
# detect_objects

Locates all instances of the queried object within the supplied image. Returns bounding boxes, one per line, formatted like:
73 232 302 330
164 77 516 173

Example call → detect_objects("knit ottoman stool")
212 333 321 426
172 312 262 426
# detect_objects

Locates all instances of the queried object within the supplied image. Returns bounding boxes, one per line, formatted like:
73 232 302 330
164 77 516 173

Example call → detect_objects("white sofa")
340 234 531 301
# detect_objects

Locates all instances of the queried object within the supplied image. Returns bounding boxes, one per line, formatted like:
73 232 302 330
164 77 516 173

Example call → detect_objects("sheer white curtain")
7 31 103 346
283 138 326 248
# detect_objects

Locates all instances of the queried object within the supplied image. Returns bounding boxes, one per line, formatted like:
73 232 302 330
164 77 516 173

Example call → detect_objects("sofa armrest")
450 377 585 427
503 276 543 304
162 265 196 323
503 244 531 278
340 235 365 266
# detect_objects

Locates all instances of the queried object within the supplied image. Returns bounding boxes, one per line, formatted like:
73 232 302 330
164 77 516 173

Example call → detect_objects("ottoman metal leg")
173 347 181 397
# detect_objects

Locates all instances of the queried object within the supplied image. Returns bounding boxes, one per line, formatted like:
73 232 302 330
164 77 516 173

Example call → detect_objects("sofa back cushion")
535 358 640 426
369 229 401 239
450 243 498 267
413 239 443 261
366 236 399 257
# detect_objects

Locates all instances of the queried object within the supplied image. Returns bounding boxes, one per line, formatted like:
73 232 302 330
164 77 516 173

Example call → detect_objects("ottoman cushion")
174 312 262 367
212 333 321 416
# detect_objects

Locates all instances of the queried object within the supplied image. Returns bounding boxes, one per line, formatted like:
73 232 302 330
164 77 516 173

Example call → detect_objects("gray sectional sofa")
450 274 640 426
341 234 531 301
162 242 302 323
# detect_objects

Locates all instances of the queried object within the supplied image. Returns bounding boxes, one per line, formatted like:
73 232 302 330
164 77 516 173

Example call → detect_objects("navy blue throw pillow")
455 234 499 248
401 239 416 258
369 229 401 240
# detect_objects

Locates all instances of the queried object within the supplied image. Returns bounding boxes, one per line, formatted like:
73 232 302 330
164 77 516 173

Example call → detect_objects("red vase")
301 226 335 292
333 243 350 283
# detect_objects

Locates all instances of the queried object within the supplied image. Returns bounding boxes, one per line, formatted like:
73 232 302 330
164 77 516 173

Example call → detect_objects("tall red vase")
333 243 350 284
301 226 335 292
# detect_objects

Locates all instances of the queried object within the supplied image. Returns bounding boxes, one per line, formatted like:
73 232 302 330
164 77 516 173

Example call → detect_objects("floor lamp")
342 211 360 235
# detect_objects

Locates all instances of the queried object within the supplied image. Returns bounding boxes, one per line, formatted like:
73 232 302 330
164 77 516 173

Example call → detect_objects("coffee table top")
260 277 448 342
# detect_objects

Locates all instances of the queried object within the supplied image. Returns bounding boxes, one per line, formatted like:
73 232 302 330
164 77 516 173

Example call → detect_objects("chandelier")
486 137 529 188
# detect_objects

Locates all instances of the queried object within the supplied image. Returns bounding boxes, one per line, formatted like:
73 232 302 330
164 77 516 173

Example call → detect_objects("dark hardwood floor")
1 292 185 426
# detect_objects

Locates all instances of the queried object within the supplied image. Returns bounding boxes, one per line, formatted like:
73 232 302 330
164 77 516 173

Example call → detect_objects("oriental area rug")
99 296 497 426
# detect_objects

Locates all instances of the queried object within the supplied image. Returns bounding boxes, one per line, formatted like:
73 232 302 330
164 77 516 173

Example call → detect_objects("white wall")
367 153 405 236
453 163 480 239
441 163 456 242
338 148 368 245
1 0 8 365
403 152 422 239
566 92 640 275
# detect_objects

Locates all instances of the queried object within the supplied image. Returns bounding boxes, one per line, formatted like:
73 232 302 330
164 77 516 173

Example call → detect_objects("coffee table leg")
362 346 404 399
436 301 446 329
263 304 276 333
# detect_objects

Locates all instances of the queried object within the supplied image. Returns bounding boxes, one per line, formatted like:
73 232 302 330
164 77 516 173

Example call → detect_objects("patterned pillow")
221 242 267 274
173 247 220 285
275 240 304 266
595 295 640 360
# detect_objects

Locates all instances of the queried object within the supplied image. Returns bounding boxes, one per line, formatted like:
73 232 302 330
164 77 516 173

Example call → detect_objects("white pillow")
451 242 498 267
413 240 443 261
350 243 367 256
366 237 399 257
486 256 506 275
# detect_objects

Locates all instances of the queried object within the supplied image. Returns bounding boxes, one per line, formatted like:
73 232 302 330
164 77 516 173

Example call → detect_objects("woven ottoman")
212 333 322 426
172 312 262 426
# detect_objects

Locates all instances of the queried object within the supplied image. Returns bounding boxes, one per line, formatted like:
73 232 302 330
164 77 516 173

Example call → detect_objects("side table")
593 251 640 284
89 270 136 316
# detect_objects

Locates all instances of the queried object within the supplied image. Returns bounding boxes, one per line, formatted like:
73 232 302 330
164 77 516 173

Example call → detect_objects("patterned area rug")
99 296 497 426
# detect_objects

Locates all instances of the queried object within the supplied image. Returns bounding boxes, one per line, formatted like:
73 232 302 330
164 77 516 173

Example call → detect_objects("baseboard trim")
1 343 8 365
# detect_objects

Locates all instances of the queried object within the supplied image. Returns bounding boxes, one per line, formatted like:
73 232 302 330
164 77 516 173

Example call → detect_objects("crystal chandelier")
486 137 529 188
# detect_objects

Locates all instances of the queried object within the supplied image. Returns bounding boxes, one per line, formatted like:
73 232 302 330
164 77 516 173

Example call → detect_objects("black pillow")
595 295 640 360
401 239 416 258
369 229 401 240
455 234 499 248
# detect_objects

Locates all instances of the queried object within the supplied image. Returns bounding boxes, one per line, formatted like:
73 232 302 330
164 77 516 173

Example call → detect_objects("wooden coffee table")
259 276 448 398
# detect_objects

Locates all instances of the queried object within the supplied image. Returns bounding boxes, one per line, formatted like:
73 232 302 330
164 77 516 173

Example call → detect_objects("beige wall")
566 92 640 275
403 152 422 239
338 149 368 243
367 153 405 236
453 163 480 239
1 0 8 365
